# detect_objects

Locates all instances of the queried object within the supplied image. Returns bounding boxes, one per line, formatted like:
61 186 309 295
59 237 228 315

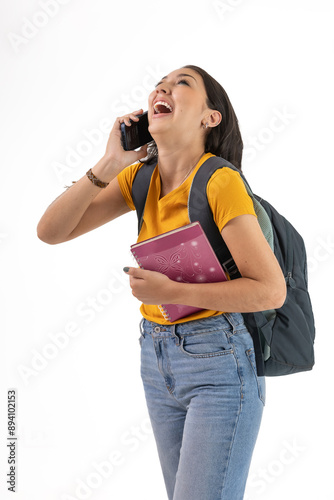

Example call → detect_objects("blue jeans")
139 313 265 500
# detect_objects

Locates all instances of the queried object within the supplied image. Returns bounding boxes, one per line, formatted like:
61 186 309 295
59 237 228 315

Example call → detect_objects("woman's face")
147 67 210 145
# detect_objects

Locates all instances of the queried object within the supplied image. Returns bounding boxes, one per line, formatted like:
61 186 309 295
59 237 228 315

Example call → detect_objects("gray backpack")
132 156 316 376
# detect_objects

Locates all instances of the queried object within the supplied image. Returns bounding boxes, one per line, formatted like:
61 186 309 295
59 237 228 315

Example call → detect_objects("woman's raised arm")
37 109 148 245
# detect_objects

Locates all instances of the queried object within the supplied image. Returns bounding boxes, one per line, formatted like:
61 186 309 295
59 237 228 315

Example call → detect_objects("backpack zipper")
286 272 296 288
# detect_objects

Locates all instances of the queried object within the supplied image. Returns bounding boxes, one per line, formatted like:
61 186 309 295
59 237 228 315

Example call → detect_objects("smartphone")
121 111 153 151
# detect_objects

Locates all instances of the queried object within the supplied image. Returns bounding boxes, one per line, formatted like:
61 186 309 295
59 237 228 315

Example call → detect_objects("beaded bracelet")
86 168 109 188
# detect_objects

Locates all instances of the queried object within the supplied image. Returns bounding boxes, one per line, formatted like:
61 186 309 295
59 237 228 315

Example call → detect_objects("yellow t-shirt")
117 152 256 324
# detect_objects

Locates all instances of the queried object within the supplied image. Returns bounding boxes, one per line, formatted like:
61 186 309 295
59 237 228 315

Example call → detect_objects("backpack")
131 156 316 377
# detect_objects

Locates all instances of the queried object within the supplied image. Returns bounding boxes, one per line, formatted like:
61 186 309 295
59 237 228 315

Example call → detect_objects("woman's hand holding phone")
99 109 149 181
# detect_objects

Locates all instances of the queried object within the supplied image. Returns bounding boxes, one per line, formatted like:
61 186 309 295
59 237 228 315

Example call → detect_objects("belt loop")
223 313 236 331
171 324 180 346
139 318 145 335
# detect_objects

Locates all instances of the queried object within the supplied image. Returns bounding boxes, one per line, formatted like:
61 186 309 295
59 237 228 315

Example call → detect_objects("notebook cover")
130 222 227 321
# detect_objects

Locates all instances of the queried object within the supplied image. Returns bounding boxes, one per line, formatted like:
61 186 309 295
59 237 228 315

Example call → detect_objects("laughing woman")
37 65 286 500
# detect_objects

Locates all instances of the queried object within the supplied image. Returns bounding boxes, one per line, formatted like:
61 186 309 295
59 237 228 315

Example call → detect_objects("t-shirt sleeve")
117 162 144 211
207 168 256 233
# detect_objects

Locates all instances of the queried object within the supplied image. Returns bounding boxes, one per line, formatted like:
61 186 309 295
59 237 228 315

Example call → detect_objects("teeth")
153 101 173 113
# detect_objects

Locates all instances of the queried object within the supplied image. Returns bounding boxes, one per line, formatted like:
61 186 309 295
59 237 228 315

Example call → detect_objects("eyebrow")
155 73 197 87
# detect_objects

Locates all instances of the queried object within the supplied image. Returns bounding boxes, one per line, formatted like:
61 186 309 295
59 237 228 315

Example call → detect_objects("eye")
177 79 189 86
154 78 190 88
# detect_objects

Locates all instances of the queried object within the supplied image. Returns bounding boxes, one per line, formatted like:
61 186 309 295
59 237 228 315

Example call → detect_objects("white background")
1 0 333 498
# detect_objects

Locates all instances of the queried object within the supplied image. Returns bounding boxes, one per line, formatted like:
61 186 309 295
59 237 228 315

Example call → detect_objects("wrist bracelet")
86 168 109 188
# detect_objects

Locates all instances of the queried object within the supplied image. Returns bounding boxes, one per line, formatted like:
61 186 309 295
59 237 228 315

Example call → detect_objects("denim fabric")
139 313 265 500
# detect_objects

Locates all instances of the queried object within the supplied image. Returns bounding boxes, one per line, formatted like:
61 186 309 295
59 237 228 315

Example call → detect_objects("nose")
155 83 170 95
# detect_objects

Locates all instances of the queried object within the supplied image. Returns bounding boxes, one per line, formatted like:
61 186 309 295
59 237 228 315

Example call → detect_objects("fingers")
124 267 156 291
124 267 146 295
105 109 148 169
118 109 144 127
123 266 145 279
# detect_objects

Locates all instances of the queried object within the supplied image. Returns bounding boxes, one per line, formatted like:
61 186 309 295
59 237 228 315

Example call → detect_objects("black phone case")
121 112 153 151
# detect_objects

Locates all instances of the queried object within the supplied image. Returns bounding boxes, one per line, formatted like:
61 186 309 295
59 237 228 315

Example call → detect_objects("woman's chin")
148 122 173 139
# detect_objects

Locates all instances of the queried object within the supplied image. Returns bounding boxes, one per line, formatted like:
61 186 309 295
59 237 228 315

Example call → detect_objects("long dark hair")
143 64 243 171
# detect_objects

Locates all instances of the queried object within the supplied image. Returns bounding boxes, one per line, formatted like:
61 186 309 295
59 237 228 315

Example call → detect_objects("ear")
203 110 222 129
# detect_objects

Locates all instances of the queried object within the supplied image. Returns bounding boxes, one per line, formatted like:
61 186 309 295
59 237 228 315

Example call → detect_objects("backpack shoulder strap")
188 156 248 278
131 159 157 234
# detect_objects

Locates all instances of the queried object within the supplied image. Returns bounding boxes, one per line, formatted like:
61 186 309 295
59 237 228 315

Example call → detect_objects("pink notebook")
130 222 227 322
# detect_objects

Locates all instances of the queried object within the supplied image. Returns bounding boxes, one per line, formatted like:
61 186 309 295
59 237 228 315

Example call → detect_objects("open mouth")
153 101 173 115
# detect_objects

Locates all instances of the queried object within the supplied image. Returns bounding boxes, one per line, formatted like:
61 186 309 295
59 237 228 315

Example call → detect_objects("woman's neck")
157 147 206 197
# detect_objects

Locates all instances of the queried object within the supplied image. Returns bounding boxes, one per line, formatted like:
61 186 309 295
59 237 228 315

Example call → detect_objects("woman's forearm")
36 155 119 244
169 276 286 313
125 267 287 313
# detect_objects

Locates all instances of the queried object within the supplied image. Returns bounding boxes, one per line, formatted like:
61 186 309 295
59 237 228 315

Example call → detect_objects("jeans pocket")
246 348 266 405
179 330 234 358
138 333 144 347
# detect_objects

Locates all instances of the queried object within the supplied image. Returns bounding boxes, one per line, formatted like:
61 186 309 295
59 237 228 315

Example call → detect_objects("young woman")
37 65 286 500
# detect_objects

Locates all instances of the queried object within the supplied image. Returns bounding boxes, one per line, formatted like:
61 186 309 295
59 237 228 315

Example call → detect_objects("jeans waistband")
140 313 247 338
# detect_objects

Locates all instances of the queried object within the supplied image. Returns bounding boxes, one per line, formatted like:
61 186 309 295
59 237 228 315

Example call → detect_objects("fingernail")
123 267 130 273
